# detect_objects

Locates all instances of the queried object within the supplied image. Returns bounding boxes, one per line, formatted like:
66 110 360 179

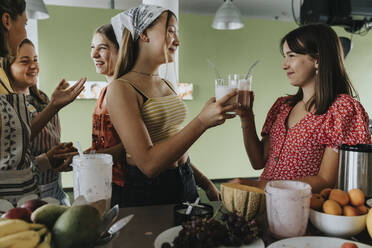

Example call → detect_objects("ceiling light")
212 0 244 30
26 0 49 20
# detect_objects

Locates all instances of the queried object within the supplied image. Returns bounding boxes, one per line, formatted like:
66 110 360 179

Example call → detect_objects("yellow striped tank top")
125 80 187 144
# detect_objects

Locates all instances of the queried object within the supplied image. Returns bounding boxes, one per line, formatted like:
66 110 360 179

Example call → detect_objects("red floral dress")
260 94 371 181
92 87 125 187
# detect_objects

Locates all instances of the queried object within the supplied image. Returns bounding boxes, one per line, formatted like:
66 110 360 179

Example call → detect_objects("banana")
36 232 51 248
37 227 48 236
36 242 51 248
29 223 45 230
9 239 39 248
0 219 30 238
0 230 40 248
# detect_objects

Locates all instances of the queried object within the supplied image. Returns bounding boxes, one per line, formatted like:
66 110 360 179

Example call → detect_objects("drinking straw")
206 58 222 79
245 60 260 79
76 141 85 159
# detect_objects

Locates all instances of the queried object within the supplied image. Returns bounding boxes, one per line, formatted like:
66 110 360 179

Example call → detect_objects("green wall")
38 6 372 187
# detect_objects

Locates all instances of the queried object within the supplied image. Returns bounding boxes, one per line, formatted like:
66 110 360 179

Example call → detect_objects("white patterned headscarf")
111 4 170 45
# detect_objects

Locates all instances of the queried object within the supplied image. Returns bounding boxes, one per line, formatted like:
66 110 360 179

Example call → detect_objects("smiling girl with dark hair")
233 24 371 193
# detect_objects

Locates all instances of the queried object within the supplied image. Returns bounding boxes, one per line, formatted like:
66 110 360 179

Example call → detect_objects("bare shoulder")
107 77 136 97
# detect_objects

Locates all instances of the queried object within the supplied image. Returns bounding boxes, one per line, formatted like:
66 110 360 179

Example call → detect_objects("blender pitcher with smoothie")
72 154 113 211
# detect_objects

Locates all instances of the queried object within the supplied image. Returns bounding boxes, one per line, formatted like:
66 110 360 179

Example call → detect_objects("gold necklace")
130 70 159 77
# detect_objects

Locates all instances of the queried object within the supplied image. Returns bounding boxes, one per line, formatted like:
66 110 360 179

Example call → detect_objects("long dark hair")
0 0 26 57
114 10 175 79
280 24 357 115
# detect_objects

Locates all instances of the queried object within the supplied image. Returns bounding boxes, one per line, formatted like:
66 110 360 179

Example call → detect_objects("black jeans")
111 158 198 207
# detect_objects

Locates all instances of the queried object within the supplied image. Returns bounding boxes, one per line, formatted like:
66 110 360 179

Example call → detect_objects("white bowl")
309 209 367 237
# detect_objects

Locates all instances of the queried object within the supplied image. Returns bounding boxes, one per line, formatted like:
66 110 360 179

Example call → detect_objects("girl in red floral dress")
234 24 371 193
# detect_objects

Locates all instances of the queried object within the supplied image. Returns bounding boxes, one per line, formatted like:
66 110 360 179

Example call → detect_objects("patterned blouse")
260 94 371 181
27 91 67 204
92 87 125 187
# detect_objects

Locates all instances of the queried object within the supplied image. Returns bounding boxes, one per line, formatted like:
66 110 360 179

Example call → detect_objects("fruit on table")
311 188 369 217
31 204 68 229
21 199 48 212
0 230 40 248
36 231 51 248
348 188 365 207
0 219 31 238
343 205 359 216
320 188 332 199
323 199 342 215
2 207 32 222
0 219 48 248
329 189 349 206
310 193 325 211
356 205 369 215
52 205 102 248
221 183 265 221
367 208 372 238
341 242 358 248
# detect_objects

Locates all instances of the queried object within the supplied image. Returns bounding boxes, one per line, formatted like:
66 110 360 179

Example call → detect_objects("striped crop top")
123 79 187 144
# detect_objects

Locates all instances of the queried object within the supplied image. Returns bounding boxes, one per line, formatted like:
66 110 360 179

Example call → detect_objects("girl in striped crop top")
105 5 238 206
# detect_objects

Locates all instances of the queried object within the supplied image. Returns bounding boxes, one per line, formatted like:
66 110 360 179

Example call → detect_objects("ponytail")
114 29 138 79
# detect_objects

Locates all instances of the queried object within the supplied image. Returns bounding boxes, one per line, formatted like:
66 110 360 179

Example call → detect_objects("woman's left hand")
50 77 87 110
205 183 221 201
47 143 77 172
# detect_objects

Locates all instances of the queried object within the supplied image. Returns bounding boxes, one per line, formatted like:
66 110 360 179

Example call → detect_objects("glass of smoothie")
215 78 236 113
215 78 231 101
236 74 253 108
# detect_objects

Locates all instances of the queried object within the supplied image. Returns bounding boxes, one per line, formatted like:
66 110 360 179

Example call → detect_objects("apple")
3 207 32 222
21 199 48 212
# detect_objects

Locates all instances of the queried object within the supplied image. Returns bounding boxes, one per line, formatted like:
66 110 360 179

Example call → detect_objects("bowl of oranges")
309 188 369 237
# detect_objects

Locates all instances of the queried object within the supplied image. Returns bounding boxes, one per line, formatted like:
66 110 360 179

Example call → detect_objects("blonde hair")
114 28 138 79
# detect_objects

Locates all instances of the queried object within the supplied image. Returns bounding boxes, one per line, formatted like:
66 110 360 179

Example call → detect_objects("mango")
52 205 102 248
31 204 68 229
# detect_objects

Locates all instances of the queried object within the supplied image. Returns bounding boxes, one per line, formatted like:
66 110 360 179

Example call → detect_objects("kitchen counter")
111 203 178 248
110 202 372 248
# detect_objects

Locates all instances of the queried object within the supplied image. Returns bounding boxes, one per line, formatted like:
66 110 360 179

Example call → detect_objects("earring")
316 69 318 75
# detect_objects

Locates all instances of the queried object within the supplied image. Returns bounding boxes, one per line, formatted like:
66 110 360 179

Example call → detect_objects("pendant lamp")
26 0 49 20
212 0 244 30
